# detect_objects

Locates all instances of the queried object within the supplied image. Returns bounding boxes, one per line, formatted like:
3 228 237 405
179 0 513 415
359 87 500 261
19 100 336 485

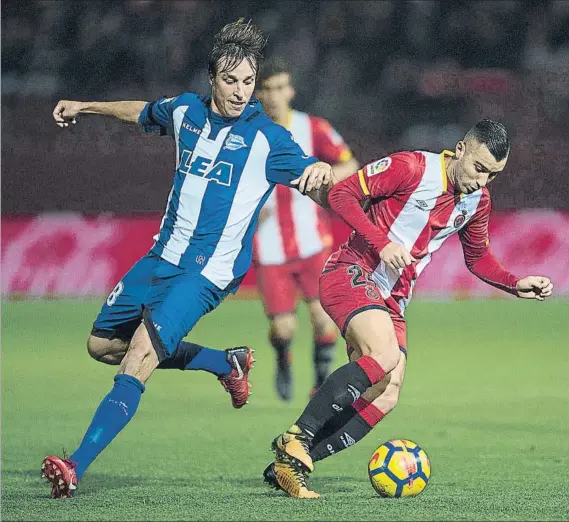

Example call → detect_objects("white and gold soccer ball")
368 439 431 498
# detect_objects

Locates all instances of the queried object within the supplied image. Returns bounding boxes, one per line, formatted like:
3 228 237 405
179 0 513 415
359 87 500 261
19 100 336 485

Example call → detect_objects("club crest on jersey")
454 210 468 228
367 157 392 177
223 133 247 151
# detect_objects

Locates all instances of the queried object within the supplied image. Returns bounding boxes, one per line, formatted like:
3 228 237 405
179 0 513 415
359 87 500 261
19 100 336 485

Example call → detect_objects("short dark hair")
208 18 267 78
464 119 510 161
258 56 291 84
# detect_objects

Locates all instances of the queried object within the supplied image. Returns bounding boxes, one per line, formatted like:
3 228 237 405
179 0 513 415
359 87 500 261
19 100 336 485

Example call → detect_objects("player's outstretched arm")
52 100 148 128
459 201 553 300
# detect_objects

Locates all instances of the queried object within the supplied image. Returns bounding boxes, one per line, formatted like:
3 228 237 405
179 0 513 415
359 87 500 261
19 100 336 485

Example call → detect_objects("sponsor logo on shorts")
326 443 335 455
153 322 162 332
332 403 343 412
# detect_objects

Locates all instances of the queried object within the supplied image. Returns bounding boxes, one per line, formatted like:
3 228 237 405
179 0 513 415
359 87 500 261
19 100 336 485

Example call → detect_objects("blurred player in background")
42 19 334 498
264 119 554 498
255 58 359 401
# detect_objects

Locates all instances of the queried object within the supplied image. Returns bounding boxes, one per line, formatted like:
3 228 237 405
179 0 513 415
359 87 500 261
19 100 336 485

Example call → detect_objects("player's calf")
309 353 406 462
309 298 338 393
344 309 401 377
274 309 402 472
269 315 296 401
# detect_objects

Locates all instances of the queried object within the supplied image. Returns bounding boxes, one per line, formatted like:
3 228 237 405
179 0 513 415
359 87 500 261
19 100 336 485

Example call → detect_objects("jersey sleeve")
266 127 319 186
138 96 179 134
327 151 422 255
459 194 519 295
310 116 353 164
357 152 422 199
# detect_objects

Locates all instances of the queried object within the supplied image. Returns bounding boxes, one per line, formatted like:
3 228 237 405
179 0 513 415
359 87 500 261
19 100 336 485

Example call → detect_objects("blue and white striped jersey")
138 93 318 292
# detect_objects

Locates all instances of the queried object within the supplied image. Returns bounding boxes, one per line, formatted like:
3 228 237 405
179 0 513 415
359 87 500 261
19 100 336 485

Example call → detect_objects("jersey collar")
441 150 455 193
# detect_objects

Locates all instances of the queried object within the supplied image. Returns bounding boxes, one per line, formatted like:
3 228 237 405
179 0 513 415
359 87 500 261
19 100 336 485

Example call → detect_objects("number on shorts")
106 281 124 306
347 265 373 288
347 265 381 301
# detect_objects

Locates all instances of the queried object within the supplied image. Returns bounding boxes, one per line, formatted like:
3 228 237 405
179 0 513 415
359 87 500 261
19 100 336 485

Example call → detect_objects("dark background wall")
3 0 569 213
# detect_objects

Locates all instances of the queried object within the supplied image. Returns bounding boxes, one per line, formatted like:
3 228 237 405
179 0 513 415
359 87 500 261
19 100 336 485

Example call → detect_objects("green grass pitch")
2 298 568 521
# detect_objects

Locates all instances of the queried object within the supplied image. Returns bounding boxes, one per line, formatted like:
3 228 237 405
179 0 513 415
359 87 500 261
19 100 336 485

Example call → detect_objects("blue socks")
157 341 231 377
70 374 145 480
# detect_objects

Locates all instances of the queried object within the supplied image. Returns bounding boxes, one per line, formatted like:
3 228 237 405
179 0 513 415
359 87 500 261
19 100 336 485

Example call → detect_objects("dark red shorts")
319 261 407 350
256 250 331 318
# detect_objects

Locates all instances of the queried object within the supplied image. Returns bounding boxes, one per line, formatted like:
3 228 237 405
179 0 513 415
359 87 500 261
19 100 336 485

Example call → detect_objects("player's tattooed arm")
53 100 148 127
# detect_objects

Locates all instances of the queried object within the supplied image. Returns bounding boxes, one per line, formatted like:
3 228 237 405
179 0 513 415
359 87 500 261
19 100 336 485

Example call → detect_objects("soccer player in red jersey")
264 119 554 498
255 58 359 400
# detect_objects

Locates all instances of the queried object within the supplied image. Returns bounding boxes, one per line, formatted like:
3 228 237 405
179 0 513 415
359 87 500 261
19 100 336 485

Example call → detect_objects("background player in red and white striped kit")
254 58 359 400
265 119 554 498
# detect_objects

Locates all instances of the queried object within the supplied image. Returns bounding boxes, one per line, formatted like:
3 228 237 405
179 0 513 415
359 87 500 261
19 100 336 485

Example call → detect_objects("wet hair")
464 119 510 161
208 18 267 78
258 56 291 84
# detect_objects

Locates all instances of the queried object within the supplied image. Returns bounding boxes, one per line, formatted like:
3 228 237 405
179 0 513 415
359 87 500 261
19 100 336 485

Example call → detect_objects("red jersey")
254 110 352 265
327 150 519 316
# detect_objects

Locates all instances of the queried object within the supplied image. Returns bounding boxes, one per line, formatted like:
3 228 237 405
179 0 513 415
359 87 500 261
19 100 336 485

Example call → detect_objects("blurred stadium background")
2 2 569 520
2 0 569 298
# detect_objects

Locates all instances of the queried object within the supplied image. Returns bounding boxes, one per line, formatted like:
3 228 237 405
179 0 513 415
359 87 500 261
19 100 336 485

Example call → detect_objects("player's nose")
478 174 490 189
234 84 245 99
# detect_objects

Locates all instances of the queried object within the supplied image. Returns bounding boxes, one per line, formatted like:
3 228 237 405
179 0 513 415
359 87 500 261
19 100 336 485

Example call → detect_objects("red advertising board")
2 211 568 298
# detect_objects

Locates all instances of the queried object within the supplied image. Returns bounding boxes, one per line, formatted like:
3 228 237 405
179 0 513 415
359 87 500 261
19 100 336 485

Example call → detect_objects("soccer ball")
368 439 431 498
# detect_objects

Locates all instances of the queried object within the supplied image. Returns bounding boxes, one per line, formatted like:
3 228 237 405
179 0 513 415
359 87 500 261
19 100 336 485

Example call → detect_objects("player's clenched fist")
380 242 416 270
515 276 554 301
292 161 333 194
53 100 82 128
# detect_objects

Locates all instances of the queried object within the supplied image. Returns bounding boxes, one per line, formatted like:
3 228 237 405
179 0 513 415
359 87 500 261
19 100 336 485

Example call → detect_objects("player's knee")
270 314 296 342
87 335 111 361
356 336 400 374
308 301 334 337
87 335 127 365
345 310 400 372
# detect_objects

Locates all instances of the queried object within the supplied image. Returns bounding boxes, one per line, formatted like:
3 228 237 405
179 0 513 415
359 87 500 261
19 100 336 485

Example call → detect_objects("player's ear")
455 140 465 160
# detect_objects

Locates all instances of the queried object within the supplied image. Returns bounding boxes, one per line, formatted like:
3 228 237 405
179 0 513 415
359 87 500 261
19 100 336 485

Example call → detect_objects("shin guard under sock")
296 355 386 437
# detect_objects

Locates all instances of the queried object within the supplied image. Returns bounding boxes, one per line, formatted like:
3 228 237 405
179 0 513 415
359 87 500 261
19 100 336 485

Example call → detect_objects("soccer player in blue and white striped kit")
43 19 333 498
